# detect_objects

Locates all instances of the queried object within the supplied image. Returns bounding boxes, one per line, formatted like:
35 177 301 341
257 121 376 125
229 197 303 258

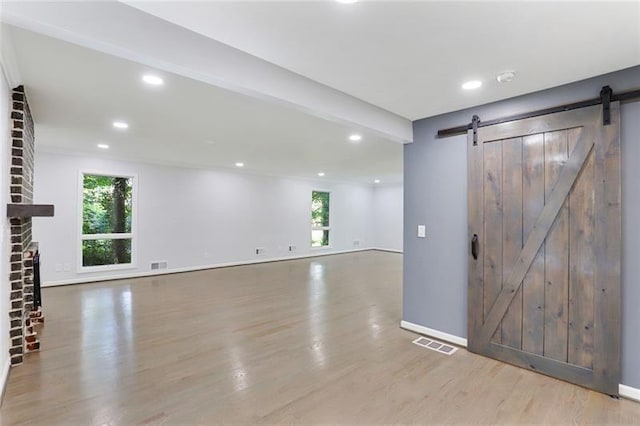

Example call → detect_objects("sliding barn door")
467 103 621 395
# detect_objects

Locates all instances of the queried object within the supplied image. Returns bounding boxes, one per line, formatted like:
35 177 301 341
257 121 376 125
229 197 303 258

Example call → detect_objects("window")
311 191 330 247
80 173 135 269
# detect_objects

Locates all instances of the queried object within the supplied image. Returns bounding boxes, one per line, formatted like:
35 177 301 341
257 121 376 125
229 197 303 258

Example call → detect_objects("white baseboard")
0 358 10 407
373 247 403 253
400 320 468 347
401 320 639 403
620 384 640 402
43 247 375 287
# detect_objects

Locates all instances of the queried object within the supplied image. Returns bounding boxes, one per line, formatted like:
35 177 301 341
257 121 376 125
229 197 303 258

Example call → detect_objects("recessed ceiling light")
112 121 128 129
336 0 358 3
235 162 244 167
97 144 109 149
497 70 516 83
142 74 164 86
318 172 325 177
374 179 381 184
349 134 362 142
462 80 482 90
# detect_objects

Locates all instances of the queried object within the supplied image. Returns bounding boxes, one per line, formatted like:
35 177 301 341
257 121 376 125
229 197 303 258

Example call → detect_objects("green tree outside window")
82 174 133 267
311 191 330 247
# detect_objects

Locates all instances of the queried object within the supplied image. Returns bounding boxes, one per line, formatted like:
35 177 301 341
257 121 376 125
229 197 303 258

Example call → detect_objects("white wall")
0 68 11 388
34 151 388 285
373 184 403 251
0 71 409 394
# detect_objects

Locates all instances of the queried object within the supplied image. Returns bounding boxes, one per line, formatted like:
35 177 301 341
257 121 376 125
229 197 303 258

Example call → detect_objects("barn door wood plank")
521 133 546 356
593 102 622 395
568 127 595 369
477 126 595 345
483 141 503 344
543 130 570 362
501 137 523 349
478 105 600 143
484 344 594 389
467 128 485 353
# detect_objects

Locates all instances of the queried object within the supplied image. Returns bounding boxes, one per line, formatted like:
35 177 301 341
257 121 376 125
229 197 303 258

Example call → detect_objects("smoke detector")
497 71 516 83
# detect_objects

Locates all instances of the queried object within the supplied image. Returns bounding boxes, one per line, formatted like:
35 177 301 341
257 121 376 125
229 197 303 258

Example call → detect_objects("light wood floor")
1 251 639 425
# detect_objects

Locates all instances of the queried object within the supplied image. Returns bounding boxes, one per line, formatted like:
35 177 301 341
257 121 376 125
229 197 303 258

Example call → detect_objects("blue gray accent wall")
404 65 640 388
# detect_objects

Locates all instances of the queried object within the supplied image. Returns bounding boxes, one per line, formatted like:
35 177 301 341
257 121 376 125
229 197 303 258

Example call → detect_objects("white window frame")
78 170 138 273
311 189 331 250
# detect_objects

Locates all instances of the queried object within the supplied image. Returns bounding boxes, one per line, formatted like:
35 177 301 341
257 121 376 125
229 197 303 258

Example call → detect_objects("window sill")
78 263 137 274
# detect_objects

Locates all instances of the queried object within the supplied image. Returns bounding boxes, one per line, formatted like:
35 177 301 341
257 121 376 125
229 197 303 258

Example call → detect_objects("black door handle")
471 234 479 260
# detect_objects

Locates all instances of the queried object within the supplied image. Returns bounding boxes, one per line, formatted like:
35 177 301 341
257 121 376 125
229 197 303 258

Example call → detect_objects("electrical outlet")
353 240 360 247
417 225 426 238
255 247 265 255
55 263 62 272
288 245 296 252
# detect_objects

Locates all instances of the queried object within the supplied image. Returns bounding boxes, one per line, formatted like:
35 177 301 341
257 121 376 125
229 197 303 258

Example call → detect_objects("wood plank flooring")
1 251 638 424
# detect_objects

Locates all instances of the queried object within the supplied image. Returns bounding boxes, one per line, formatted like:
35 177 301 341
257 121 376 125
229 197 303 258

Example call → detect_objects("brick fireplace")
7 85 50 366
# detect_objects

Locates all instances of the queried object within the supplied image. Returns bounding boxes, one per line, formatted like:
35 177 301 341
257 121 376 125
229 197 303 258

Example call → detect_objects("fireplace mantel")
7 204 54 218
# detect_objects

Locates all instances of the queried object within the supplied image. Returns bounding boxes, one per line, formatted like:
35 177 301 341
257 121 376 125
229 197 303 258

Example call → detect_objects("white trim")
81 233 133 240
373 248 403 253
310 246 333 251
620 384 640 403
0 358 10 407
400 320 468 347
43 247 374 287
78 262 136 274
401 320 639 403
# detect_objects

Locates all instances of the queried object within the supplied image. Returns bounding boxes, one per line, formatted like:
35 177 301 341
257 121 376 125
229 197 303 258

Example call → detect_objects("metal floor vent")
412 336 458 355
150 261 168 271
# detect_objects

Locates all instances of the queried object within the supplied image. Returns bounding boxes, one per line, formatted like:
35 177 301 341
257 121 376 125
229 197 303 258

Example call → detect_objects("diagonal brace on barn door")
477 126 597 346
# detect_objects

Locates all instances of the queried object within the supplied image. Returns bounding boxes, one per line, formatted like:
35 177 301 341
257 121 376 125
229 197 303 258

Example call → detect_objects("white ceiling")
7 26 403 184
2 1 639 186
126 0 640 120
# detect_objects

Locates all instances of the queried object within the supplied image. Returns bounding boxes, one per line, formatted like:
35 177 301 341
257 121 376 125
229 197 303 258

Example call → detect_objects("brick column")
8 85 39 366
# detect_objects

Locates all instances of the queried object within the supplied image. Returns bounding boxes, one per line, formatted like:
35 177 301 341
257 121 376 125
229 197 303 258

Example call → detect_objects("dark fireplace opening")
33 251 41 309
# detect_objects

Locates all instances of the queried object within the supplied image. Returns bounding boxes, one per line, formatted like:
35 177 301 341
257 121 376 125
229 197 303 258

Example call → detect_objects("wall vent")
412 336 458 355
150 261 168 270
